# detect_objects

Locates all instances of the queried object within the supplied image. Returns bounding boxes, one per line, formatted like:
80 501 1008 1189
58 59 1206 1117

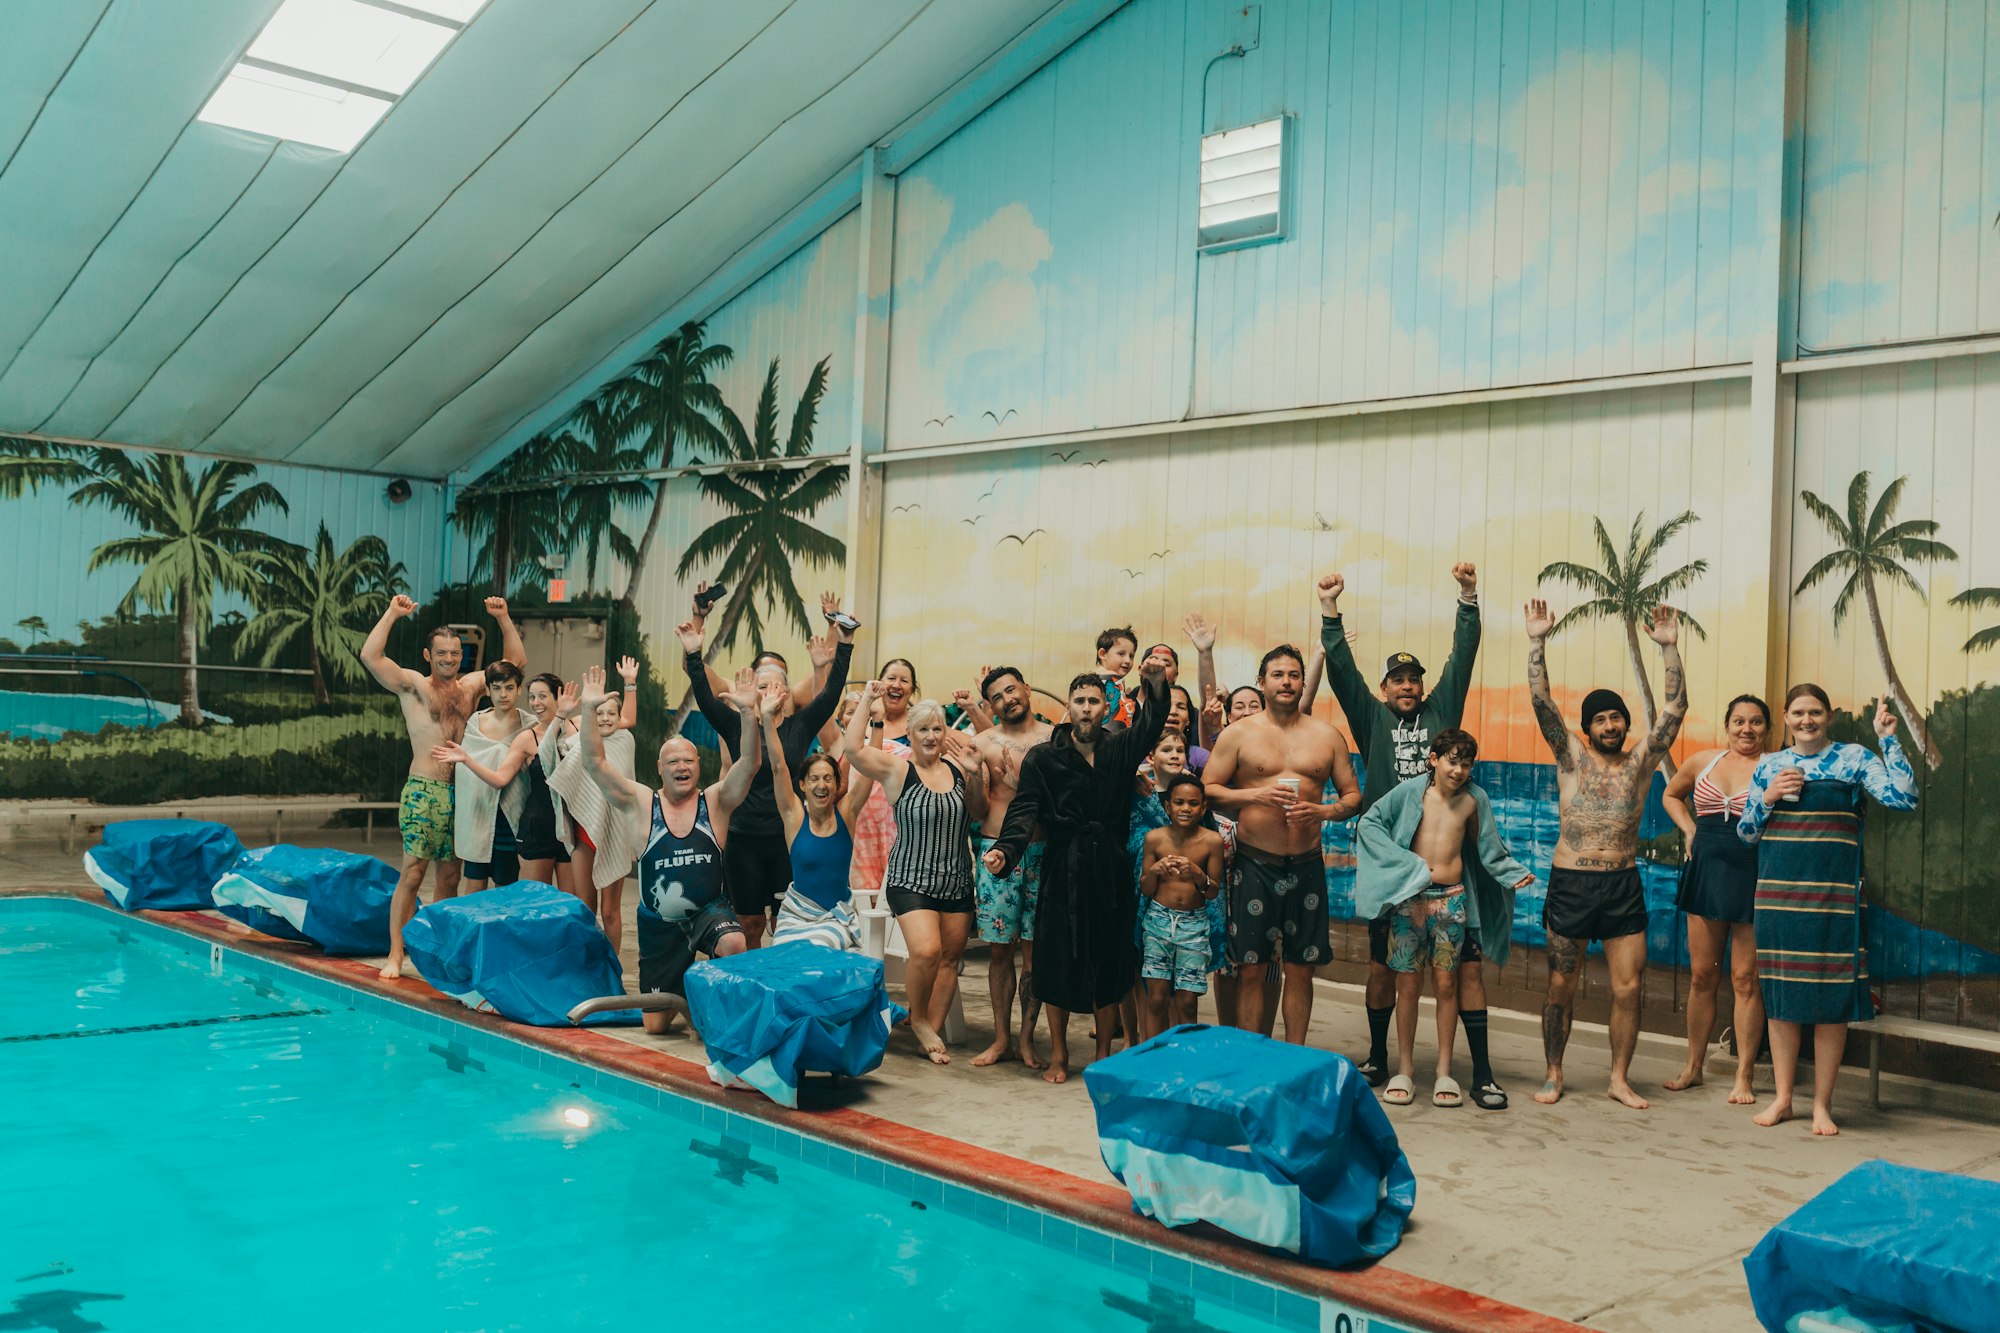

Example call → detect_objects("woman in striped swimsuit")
845 684 987 1065
1659 693 1770 1101
1738 685 1917 1136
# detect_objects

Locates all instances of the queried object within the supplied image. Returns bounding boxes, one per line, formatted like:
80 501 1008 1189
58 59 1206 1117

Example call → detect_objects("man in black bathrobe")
984 658 1167 1083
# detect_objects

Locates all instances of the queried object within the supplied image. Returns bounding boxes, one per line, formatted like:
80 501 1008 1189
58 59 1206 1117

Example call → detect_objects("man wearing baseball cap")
1319 564 1495 1102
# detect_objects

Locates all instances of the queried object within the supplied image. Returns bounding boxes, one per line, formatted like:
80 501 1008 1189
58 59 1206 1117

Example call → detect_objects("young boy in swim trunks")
1138 775 1226 1038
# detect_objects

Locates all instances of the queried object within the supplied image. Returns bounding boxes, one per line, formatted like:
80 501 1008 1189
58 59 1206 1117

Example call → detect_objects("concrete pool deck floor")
9 836 2000 1332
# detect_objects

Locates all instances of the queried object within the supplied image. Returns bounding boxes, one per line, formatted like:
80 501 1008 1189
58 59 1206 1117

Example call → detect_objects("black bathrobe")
990 673 1166 1014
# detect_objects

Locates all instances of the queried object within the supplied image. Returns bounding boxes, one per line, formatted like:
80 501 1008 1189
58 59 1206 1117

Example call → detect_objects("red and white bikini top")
1691 751 1750 819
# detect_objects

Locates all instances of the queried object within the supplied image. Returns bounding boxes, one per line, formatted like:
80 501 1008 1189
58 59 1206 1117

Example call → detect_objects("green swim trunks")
399 776 455 861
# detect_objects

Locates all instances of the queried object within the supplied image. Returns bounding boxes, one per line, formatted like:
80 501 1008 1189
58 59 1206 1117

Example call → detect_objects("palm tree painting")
15 616 46 647
1538 510 1708 776
1949 586 2000 654
239 524 409 705
554 388 654 597
452 432 567 597
1796 470 1955 769
673 356 846 722
4 447 290 726
613 321 730 607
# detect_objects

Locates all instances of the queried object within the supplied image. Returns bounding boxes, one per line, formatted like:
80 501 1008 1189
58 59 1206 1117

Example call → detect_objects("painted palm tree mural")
1795 470 1954 769
239 525 409 706
673 356 846 723
3 445 289 726
1537 510 1708 775
452 432 568 597
14 616 46 648
1947 586 2000 654
614 321 730 607
554 390 653 597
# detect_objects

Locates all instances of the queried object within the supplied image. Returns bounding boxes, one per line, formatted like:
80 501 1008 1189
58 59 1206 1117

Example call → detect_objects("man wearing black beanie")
1523 597 1687 1111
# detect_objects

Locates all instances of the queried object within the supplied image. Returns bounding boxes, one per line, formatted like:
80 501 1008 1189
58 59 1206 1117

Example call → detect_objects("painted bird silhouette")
976 483 998 504
924 415 955 427
980 408 1019 424
997 529 1047 547
1050 450 1081 463
1081 458 1109 469
1117 568 1144 579
960 515 984 528
890 503 922 514
1146 549 1173 560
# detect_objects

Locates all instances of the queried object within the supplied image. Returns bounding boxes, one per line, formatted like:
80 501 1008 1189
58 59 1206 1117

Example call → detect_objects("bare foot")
1811 1107 1839 1136
1534 1077 1564 1105
1607 1081 1650 1111
970 1038 1014 1068
1042 1062 1068 1084
378 957 404 980
1662 1066 1703 1092
1753 1100 1794 1128
1727 1080 1758 1106
1017 1038 1046 1071
911 1021 951 1065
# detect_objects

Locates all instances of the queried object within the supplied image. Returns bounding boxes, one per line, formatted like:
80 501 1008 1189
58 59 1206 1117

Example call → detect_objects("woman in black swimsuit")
845 684 986 1065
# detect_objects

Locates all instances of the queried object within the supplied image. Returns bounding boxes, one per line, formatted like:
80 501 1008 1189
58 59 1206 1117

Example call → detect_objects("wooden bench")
0 800 398 854
1852 1015 2000 1108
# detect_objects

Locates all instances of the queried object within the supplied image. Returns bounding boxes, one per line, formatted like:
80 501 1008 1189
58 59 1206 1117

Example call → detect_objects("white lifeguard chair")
853 888 967 1045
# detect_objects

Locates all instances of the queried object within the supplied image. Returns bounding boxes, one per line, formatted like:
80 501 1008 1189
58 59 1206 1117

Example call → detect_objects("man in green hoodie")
1319 565 1497 1100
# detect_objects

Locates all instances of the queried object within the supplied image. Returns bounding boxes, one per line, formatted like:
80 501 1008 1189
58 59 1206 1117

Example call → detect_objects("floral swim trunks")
1387 884 1467 973
972 837 1044 943
399 776 455 862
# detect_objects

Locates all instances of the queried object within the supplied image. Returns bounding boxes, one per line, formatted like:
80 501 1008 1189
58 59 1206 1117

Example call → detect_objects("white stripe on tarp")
208 872 309 930
82 851 134 909
1098 1138 1303 1253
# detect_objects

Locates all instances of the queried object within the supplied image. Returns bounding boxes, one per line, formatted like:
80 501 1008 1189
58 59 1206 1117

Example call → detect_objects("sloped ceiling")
0 0 1067 478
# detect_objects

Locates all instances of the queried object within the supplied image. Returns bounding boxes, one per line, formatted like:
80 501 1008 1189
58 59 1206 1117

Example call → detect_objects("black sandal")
1354 1056 1390 1089
1472 1080 1509 1111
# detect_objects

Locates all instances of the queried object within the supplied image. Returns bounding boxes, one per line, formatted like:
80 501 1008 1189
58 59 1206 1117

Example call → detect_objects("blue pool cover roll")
1083 1025 1416 1268
208 845 396 955
683 942 906 1108
403 882 629 1026
1742 1160 2000 1333
83 818 245 912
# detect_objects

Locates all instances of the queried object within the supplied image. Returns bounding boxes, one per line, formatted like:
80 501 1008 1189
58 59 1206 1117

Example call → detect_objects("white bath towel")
453 708 534 863
548 724 637 891
771 886 861 952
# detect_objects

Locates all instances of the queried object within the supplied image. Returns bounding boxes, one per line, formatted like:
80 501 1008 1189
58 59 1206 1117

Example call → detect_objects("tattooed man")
1523 598 1686 1109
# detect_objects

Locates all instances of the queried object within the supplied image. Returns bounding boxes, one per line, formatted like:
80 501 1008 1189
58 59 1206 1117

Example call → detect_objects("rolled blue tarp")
84 819 245 913
1083 1025 1416 1268
1743 1160 2000 1333
684 942 905 1108
209 845 397 955
403 882 628 1026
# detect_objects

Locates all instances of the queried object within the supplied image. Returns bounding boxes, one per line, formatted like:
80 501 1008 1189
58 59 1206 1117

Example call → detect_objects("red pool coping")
9 883 1581 1333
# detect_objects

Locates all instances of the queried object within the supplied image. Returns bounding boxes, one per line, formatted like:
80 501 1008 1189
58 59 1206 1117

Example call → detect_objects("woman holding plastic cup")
1737 684 1917 1136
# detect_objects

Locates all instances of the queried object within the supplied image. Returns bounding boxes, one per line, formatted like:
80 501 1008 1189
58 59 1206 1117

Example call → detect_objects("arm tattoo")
1647 644 1688 756
1526 641 1574 769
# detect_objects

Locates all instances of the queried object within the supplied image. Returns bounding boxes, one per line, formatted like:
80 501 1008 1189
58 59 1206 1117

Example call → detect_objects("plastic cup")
1779 765 1804 802
1274 777 1301 803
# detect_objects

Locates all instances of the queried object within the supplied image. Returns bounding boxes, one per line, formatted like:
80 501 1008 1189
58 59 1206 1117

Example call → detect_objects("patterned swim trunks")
973 837 1045 943
1140 899 1212 994
1387 885 1467 973
399 776 455 861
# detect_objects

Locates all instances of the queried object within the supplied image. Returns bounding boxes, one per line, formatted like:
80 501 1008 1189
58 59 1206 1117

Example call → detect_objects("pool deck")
9 835 2000 1333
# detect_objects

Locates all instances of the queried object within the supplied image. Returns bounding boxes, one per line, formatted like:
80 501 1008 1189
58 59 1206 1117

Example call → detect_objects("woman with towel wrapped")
547 669 641 955
758 684 877 951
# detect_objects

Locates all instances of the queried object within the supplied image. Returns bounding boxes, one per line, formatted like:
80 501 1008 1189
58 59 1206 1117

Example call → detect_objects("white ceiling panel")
0 0 1077 476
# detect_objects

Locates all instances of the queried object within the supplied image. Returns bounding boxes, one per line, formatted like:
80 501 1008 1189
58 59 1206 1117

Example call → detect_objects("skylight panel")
197 0 485 153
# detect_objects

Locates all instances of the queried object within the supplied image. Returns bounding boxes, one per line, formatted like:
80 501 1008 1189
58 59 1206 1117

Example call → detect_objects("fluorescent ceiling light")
197 0 485 153
198 65 392 152
248 0 455 96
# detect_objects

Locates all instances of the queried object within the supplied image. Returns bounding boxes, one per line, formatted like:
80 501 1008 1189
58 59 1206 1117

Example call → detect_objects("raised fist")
1316 574 1345 615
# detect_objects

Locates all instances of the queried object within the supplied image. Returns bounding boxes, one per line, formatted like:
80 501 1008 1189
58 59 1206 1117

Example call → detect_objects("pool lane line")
1 1007 328 1044
2 888 1586 1333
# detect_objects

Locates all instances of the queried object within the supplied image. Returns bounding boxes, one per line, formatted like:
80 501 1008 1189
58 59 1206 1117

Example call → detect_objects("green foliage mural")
238 525 409 706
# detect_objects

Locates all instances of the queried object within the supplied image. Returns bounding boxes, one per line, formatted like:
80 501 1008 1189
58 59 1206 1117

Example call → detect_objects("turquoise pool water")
0 687 229 739
0 900 1352 1333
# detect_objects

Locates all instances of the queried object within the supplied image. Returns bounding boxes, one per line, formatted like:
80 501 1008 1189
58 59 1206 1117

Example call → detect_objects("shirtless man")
968 665 1054 1068
1203 640 1362 1042
362 593 525 979
1525 598 1686 1109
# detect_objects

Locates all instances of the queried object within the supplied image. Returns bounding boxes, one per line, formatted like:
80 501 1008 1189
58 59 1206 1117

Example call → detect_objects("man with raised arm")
968 665 1054 1069
577 664 763 1035
678 595 855 949
1320 565 1504 1103
362 593 524 980
983 658 1168 1084
1524 598 1687 1109
1203 636 1362 1044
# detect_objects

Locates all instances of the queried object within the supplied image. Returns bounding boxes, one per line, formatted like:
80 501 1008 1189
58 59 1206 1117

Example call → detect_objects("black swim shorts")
637 899 743 997
1226 844 1329 967
1542 865 1648 943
